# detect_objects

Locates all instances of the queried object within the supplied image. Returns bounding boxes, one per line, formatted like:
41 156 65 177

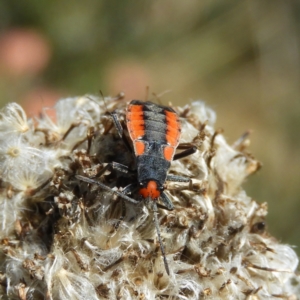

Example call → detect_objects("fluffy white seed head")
0 103 29 136
0 96 298 299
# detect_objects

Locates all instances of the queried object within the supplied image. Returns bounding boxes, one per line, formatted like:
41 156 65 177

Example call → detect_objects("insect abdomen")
126 100 181 161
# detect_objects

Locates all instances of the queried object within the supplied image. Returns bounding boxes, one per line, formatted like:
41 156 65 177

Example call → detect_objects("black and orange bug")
77 100 197 275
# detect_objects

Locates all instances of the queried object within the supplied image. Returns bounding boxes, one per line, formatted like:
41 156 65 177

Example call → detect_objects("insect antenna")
78 175 171 274
152 201 170 275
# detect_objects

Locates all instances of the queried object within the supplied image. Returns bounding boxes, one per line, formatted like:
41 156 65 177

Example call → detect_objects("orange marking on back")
163 146 175 161
165 115 179 128
127 104 145 140
166 125 180 145
139 180 161 199
129 104 143 113
165 110 181 146
134 140 145 156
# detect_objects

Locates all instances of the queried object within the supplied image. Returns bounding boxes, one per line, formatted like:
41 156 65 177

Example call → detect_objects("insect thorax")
136 154 170 184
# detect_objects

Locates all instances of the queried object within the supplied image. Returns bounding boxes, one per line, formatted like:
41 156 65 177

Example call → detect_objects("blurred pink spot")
106 61 151 100
22 87 62 119
0 28 51 77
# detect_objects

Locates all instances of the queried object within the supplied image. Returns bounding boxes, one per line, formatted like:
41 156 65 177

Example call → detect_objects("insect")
77 100 196 275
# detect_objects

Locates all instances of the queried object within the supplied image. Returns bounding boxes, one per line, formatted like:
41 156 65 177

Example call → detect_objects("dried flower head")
0 95 298 299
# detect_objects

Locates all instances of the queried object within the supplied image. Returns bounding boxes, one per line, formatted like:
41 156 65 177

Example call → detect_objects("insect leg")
111 112 123 139
173 144 197 161
166 174 190 182
76 175 140 205
105 162 130 175
110 112 132 152
91 161 134 180
158 192 174 211
167 173 193 190
166 174 193 195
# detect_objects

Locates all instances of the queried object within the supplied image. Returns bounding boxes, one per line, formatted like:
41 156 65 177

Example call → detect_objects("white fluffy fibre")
0 96 298 299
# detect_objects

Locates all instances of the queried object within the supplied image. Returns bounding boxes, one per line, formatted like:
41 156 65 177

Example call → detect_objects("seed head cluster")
0 96 299 299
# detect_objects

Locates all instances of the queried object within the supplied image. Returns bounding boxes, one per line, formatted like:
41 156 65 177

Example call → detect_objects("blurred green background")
0 1 299 256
